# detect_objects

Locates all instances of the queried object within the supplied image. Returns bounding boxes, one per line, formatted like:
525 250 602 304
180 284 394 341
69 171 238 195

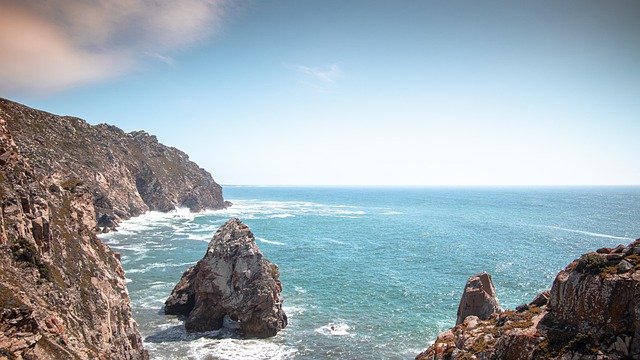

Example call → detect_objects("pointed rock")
456 272 503 325
164 218 287 338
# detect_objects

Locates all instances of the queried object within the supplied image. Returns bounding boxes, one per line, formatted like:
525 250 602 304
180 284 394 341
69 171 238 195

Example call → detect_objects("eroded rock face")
165 218 287 338
0 118 147 359
0 97 226 230
416 239 640 360
456 272 503 325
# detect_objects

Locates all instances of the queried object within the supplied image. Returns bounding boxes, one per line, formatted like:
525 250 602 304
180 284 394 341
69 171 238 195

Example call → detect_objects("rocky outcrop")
456 272 503 325
165 218 287 338
0 118 147 359
0 97 226 230
417 239 640 359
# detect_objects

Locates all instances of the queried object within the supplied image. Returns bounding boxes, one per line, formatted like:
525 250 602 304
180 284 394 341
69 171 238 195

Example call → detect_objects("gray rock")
165 218 287 338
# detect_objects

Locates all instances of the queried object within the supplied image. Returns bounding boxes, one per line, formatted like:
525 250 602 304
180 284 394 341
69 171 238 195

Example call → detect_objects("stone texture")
0 118 147 359
0 97 226 231
165 218 287 338
416 239 640 360
456 272 503 325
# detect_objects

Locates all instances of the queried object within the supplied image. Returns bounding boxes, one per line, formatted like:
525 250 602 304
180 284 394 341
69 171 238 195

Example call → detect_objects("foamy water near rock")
165 218 287 338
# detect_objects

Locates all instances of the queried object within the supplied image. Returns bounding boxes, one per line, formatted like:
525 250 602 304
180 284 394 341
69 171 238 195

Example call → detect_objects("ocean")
100 186 640 359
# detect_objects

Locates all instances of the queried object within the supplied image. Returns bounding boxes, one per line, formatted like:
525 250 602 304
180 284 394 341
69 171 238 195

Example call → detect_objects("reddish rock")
416 239 640 360
456 272 503 325
0 118 147 359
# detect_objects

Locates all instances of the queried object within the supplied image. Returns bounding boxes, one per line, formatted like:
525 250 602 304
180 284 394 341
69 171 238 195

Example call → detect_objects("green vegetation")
576 253 607 274
10 236 50 280
60 178 83 191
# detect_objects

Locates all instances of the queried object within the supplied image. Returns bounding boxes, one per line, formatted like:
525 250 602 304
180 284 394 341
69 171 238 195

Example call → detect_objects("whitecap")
256 237 286 246
186 337 296 360
188 233 212 242
533 225 634 240
315 323 353 337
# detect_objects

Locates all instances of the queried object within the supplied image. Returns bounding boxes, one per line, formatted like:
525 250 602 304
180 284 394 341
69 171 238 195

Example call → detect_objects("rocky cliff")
165 218 288 338
0 118 147 358
0 98 226 230
416 239 640 359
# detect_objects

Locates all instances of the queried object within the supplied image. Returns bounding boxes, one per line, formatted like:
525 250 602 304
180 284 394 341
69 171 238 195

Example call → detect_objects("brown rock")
456 272 503 325
529 290 550 307
165 218 287 338
1 97 226 231
0 118 147 359
416 239 640 360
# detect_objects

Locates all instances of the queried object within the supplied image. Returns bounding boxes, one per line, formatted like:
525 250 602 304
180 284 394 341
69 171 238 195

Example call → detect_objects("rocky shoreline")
0 98 228 359
417 239 640 359
1 97 227 231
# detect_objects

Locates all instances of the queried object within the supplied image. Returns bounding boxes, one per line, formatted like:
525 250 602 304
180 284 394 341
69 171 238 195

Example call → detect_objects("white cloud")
0 0 230 94
297 64 342 83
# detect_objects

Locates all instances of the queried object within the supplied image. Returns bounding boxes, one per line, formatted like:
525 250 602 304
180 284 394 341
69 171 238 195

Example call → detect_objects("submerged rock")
456 272 503 325
165 218 287 338
416 239 640 359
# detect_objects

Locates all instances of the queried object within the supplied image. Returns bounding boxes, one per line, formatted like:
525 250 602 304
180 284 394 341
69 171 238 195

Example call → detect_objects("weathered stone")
0 117 147 359
530 290 550 307
416 239 640 360
456 272 503 325
618 260 634 273
611 244 626 254
550 249 640 337
1 97 227 231
165 218 287 338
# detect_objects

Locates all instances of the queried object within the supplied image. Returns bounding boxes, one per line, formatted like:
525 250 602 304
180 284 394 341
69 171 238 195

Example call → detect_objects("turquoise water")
100 186 640 359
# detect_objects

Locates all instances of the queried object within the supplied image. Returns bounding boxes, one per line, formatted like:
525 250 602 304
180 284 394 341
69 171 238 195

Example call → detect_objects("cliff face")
0 118 147 358
0 98 226 229
165 218 288 338
416 239 640 360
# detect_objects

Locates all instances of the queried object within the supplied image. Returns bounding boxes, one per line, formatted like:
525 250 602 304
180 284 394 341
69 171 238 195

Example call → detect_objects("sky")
1 0 639 186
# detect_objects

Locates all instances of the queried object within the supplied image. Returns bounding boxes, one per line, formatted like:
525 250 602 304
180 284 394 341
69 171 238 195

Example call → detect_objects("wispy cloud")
0 0 230 94
297 64 342 83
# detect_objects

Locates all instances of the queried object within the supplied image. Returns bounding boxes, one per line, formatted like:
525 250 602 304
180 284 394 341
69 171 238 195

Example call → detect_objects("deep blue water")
100 186 640 359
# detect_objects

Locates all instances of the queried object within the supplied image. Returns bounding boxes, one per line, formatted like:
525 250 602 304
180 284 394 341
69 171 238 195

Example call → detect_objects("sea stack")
165 218 287 338
455 272 503 325
416 239 640 359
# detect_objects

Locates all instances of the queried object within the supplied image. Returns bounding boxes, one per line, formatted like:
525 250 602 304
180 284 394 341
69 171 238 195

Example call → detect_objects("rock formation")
0 97 226 230
416 239 640 359
0 118 147 359
456 272 503 325
165 218 288 338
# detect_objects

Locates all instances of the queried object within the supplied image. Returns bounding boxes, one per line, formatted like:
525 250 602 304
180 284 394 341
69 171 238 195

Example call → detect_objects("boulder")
165 218 287 338
456 272 503 324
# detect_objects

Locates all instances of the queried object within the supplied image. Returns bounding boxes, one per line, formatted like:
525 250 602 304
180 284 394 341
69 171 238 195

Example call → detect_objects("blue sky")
2 0 639 186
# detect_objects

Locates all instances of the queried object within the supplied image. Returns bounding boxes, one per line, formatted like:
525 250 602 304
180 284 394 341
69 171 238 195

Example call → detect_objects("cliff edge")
0 98 226 230
0 118 147 359
416 239 640 359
